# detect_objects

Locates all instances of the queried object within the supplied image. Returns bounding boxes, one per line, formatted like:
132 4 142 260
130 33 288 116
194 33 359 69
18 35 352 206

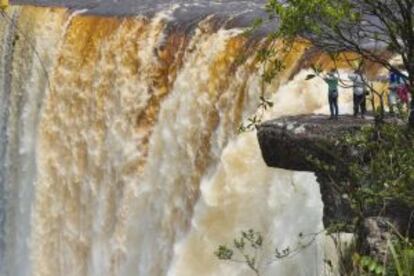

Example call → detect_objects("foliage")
341 124 414 217
387 236 414 276
265 0 413 81
348 232 414 276
264 0 414 126
311 123 414 274
352 254 386 275
215 229 323 275
238 96 273 133
215 229 263 276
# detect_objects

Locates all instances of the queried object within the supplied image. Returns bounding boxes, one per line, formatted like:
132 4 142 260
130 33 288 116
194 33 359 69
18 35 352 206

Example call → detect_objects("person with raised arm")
323 69 340 120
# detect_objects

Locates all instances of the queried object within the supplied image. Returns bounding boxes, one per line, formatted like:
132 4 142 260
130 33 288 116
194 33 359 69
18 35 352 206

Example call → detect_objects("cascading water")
0 3 356 276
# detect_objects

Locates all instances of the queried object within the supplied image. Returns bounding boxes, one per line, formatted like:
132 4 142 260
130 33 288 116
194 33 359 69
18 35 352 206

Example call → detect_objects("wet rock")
362 217 392 260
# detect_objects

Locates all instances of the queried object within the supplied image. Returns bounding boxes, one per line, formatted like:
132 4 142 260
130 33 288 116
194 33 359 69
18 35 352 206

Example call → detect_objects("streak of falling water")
0 8 18 273
0 7 70 276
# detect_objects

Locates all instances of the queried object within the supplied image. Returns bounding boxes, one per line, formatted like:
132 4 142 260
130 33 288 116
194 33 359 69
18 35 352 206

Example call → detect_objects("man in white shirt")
349 70 367 118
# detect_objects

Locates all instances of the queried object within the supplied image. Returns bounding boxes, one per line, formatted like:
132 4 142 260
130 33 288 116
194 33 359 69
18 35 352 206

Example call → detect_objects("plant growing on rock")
215 229 263 276
215 229 323 275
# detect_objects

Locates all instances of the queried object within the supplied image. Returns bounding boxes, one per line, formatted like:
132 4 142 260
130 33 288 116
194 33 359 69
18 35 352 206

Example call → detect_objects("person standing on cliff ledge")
323 69 339 120
349 69 367 118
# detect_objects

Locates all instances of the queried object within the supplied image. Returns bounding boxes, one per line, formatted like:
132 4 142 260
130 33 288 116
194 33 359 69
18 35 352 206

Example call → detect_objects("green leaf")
374 265 384 275
368 260 377 272
361 256 370 268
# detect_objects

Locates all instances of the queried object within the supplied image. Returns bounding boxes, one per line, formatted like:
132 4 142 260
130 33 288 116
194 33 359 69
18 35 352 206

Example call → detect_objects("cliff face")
257 114 372 171
257 114 376 227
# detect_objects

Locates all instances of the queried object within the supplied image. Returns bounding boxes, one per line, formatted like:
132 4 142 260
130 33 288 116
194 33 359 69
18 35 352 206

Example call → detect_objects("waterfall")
0 7 70 276
0 5 356 276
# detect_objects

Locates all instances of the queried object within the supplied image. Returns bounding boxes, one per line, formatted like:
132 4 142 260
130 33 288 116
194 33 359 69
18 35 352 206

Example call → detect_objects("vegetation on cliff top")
263 0 414 127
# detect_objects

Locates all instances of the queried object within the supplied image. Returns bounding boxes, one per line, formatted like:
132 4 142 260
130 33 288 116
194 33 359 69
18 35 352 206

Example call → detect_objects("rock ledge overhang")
257 114 372 172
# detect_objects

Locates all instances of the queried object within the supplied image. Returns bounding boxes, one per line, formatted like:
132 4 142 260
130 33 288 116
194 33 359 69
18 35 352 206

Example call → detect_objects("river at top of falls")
11 0 269 22
0 3 361 276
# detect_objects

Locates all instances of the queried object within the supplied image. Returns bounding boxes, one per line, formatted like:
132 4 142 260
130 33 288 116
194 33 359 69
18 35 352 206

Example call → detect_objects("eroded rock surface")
257 114 374 171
